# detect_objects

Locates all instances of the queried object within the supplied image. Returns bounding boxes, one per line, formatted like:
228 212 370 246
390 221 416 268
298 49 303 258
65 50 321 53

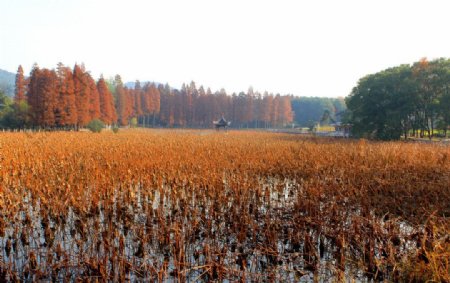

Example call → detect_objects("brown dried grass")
0 129 448 281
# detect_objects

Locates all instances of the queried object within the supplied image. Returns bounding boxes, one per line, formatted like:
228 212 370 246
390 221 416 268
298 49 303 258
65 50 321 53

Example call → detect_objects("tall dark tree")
56 63 77 127
26 64 41 124
14 65 26 104
87 74 101 121
243 87 254 126
114 75 130 126
10 65 30 127
439 88 450 137
28 68 58 127
150 83 160 126
73 64 90 127
134 80 143 121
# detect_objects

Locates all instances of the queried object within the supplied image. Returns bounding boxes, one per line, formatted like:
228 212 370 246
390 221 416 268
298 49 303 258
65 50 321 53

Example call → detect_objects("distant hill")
124 81 162 89
0 69 15 97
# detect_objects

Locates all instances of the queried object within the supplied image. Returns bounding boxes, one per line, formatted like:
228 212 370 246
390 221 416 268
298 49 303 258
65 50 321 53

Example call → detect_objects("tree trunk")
430 117 434 139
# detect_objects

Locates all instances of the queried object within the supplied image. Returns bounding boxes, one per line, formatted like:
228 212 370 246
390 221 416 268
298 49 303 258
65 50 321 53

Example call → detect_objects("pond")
0 177 425 281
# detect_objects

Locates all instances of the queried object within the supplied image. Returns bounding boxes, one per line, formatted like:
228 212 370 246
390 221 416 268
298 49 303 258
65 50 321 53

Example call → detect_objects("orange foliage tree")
56 63 78 127
14 65 26 104
73 64 91 127
97 77 117 125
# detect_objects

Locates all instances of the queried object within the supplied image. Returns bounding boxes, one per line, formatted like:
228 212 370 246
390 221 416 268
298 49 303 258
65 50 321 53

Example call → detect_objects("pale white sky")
0 0 449 97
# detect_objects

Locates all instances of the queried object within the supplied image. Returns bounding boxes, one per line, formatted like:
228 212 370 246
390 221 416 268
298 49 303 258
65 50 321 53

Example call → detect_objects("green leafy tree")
12 100 30 128
87 118 105 133
0 89 12 127
347 65 413 140
347 58 449 140
130 117 138 128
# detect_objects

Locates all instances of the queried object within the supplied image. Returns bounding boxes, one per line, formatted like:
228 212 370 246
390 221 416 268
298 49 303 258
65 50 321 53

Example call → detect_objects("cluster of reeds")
0 130 448 281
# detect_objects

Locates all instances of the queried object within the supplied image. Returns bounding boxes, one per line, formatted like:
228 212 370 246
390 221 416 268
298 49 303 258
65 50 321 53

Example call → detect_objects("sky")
0 0 449 97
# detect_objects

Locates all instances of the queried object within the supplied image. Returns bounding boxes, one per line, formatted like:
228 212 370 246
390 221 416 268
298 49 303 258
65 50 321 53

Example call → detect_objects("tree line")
0 63 294 129
156 83 293 128
346 58 450 140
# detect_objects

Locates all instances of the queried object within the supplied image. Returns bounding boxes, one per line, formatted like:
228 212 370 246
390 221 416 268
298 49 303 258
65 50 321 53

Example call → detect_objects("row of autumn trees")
13 63 117 128
158 83 293 128
346 58 450 140
7 63 293 129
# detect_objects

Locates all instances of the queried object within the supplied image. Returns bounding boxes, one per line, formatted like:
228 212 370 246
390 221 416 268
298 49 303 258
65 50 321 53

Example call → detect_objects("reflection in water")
0 178 426 281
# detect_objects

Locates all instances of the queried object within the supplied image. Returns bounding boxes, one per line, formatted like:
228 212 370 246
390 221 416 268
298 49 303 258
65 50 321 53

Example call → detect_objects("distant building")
213 116 231 130
333 123 352 138
314 122 351 137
